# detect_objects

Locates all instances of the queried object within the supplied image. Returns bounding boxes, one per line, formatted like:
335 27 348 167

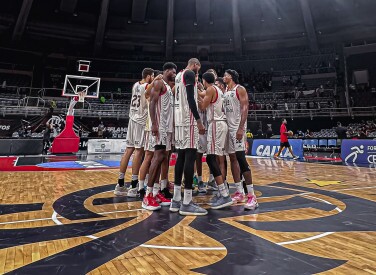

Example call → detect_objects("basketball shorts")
150 131 173 151
144 131 154 152
197 134 207 154
226 128 246 154
174 125 199 150
207 121 228 156
126 120 145 148
280 141 291 148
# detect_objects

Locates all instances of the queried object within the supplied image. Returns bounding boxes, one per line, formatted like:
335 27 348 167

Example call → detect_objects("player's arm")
199 86 215 111
149 80 163 136
145 74 163 99
236 86 249 140
184 70 205 134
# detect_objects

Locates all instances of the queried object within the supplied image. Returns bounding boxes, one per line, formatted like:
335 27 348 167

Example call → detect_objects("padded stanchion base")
50 115 79 154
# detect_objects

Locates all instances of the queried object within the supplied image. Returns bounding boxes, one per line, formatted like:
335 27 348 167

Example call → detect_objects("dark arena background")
1 0 376 274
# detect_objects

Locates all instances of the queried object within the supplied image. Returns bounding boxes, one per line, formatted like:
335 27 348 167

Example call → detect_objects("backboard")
62 75 101 98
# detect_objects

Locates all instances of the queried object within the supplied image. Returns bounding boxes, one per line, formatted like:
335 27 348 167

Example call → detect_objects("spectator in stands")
98 121 104 138
78 126 83 138
43 123 53 154
256 127 263 139
335 122 347 140
246 130 253 139
297 130 304 138
305 129 313 138
266 125 273 139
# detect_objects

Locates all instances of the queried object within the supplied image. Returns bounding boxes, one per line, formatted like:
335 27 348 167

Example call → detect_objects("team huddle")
114 58 258 216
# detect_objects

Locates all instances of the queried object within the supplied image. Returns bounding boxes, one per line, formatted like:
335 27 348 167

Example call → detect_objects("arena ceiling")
0 0 376 57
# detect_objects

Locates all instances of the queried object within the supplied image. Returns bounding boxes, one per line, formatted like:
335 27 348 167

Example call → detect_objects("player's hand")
151 124 159 137
197 121 206 135
236 128 244 141
197 81 204 91
154 74 163 82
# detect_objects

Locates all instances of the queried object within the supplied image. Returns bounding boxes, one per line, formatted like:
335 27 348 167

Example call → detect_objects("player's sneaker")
142 193 161 211
161 187 173 199
127 187 138 198
179 201 208 216
293 155 299 160
138 188 146 200
156 191 171 206
198 181 207 194
114 184 127 196
231 191 246 203
169 200 181 213
193 175 199 187
274 155 281 160
244 194 259 210
211 195 233 209
209 192 221 205
207 179 218 191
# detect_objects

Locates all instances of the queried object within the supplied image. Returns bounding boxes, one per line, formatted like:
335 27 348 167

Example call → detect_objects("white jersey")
207 85 226 123
145 98 152 131
155 80 174 133
224 84 244 131
129 82 148 125
174 70 198 127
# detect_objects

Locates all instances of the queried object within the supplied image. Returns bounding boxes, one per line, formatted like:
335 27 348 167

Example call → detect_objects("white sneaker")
114 184 127 196
293 155 299 160
127 187 138 198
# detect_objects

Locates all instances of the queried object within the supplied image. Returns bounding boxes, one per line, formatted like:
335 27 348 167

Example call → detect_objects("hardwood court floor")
0 158 376 274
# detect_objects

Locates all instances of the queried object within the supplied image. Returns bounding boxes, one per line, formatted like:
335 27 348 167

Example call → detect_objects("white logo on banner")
344 145 364 163
256 145 293 158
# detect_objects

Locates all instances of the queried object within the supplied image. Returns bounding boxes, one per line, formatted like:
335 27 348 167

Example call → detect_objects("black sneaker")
161 188 173 199
138 188 146 200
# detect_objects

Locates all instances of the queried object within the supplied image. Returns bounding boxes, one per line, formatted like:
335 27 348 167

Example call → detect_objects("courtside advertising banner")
251 139 304 159
341 139 376 165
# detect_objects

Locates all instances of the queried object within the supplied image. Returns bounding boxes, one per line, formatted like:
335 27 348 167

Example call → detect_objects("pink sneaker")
244 194 259 210
231 191 246 203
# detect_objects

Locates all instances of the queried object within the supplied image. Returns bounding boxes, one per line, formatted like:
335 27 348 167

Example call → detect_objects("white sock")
198 176 202 182
218 183 229 197
235 182 244 194
132 174 138 181
173 185 182 201
160 179 168 190
146 187 153 196
138 180 144 191
247 184 255 196
145 174 149 184
224 180 230 193
153 183 160 197
118 172 125 180
183 189 192 205
209 174 214 182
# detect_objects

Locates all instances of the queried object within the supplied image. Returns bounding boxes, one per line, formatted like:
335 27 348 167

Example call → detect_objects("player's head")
206 69 218 79
202 72 215 88
337 121 342 127
187 58 201 74
282 118 287 124
215 77 226 91
163 62 177 82
224 69 239 84
142 68 154 84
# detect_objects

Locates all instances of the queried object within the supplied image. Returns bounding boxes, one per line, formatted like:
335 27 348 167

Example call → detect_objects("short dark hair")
206 69 218 78
202 72 215 84
163 62 177 71
154 70 163 76
188 58 201 67
142 68 154 79
215 77 225 87
225 69 239 84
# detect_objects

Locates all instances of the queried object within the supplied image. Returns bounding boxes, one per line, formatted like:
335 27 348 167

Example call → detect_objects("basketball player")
142 63 176 211
114 68 154 196
274 118 299 160
199 72 233 209
223 69 258 210
170 58 207 216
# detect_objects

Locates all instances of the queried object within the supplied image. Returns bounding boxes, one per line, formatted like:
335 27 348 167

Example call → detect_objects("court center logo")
344 145 364 163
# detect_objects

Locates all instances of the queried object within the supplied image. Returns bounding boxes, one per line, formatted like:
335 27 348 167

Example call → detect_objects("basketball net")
77 91 86 103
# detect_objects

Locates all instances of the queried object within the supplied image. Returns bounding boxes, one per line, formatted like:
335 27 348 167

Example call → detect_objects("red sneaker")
156 191 171 206
142 193 161 211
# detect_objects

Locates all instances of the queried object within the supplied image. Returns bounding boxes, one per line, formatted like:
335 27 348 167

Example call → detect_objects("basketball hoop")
77 91 87 103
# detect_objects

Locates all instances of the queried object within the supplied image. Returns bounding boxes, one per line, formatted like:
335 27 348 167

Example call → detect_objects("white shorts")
174 126 199 150
126 120 145 148
226 129 246 154
150 132 173 151
207 121 228 156
144 131 154 152
197 134 207 154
